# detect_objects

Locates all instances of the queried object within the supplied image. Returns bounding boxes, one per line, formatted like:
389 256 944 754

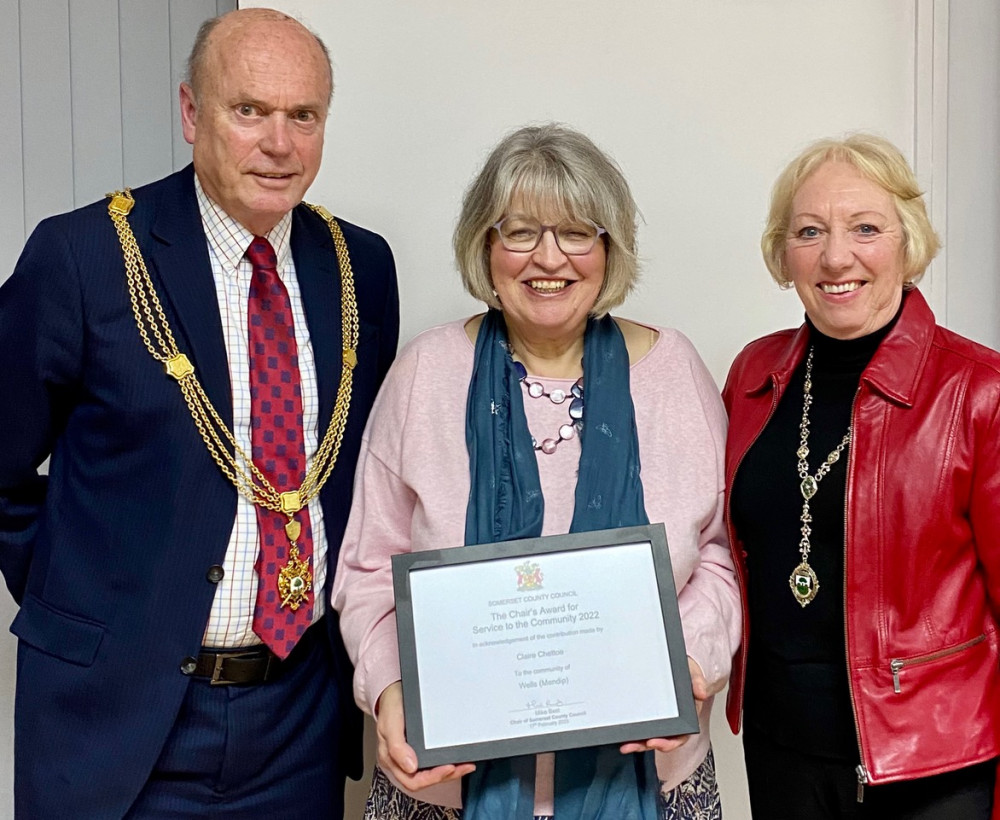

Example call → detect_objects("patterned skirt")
364 748 722 820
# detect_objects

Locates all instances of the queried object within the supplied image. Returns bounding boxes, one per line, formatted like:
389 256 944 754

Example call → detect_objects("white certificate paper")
393 524 697 765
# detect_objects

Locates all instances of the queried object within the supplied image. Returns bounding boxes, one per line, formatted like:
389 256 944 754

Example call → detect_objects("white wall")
240 1 998 817
944 2 1000 348
248 0 935 385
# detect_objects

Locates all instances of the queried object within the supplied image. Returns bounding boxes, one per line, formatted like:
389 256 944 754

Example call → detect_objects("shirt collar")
194 174 293 276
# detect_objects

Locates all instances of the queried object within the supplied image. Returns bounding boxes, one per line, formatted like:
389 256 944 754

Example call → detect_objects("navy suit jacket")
0 165 399 817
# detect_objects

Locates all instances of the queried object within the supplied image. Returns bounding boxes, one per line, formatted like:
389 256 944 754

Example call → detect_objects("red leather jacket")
723 289 1000 786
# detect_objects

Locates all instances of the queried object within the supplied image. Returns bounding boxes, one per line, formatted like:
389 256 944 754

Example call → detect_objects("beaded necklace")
512 361 584 454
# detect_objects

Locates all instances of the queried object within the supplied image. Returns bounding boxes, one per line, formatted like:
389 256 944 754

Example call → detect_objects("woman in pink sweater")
333 123 740 820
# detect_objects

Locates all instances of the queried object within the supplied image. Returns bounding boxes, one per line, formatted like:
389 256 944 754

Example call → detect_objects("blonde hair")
761 133 940 286
453 123 639 317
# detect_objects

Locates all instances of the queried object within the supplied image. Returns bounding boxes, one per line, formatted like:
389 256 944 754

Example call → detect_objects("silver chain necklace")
790 347 852 607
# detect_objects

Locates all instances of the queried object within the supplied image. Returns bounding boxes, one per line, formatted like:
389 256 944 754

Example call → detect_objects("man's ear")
179 83 198 146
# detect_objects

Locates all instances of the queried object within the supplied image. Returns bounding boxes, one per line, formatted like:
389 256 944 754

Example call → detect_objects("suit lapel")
291 207 343 429
145 168 234 430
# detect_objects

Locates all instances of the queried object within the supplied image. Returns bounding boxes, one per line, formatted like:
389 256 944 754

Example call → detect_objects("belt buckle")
209 650 260 686
207 648 273 685
210 652 232 686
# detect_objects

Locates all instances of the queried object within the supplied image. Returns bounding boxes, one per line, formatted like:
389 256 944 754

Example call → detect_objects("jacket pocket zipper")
890 634 986 693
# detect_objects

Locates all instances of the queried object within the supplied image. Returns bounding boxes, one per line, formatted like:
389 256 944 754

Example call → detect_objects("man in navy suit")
0 8 398 818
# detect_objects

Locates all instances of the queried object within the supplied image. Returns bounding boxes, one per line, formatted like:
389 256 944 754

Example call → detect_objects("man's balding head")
186 9 333 104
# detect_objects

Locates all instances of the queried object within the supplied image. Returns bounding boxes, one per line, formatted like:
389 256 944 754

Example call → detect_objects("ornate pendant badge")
278 544 313 610
789 561 819 607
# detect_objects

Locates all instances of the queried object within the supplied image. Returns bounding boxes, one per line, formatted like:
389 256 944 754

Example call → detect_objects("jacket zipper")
843 387 866 803
889 634 986 693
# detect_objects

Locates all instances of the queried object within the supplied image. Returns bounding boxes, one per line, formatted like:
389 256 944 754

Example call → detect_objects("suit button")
206 565 225 583
180 657 198 675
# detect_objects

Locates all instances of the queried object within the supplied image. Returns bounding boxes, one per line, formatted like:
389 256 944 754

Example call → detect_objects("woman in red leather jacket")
724 133 1000 819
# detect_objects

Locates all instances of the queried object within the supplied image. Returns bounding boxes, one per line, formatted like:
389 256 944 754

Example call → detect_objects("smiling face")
784 161 906 340
179 14 331 236
490 198 606 352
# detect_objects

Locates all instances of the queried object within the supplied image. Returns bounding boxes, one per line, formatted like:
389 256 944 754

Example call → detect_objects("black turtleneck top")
730 308 900 760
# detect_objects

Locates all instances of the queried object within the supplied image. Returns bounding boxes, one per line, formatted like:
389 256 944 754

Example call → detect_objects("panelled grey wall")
0 0 236 286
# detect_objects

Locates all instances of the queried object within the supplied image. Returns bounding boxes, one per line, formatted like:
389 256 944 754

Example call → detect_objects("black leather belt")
193 646 280 686
192 617 324 685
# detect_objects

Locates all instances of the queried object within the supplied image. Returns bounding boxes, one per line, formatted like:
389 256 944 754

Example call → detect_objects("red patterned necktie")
246 236 313 658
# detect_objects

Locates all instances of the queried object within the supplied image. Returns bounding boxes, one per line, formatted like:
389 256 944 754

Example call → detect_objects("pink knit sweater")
333 318 741 812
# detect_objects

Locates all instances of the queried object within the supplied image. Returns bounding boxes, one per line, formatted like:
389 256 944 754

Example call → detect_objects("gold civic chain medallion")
277 491 310 611
278 545 312 610
107 189 359 607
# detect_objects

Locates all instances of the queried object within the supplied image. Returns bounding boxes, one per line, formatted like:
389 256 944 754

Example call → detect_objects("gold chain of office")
106 189 359 528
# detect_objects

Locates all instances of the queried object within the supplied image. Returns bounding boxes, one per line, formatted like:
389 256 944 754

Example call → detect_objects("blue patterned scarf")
462 309 659 819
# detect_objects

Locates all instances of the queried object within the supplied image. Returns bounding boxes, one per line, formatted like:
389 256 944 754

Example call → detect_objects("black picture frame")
391 522 698 767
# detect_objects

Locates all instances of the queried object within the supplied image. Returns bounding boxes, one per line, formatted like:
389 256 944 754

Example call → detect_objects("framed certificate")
391 523 698 767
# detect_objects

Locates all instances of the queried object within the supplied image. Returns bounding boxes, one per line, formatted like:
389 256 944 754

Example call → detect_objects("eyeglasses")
492 216 607 255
